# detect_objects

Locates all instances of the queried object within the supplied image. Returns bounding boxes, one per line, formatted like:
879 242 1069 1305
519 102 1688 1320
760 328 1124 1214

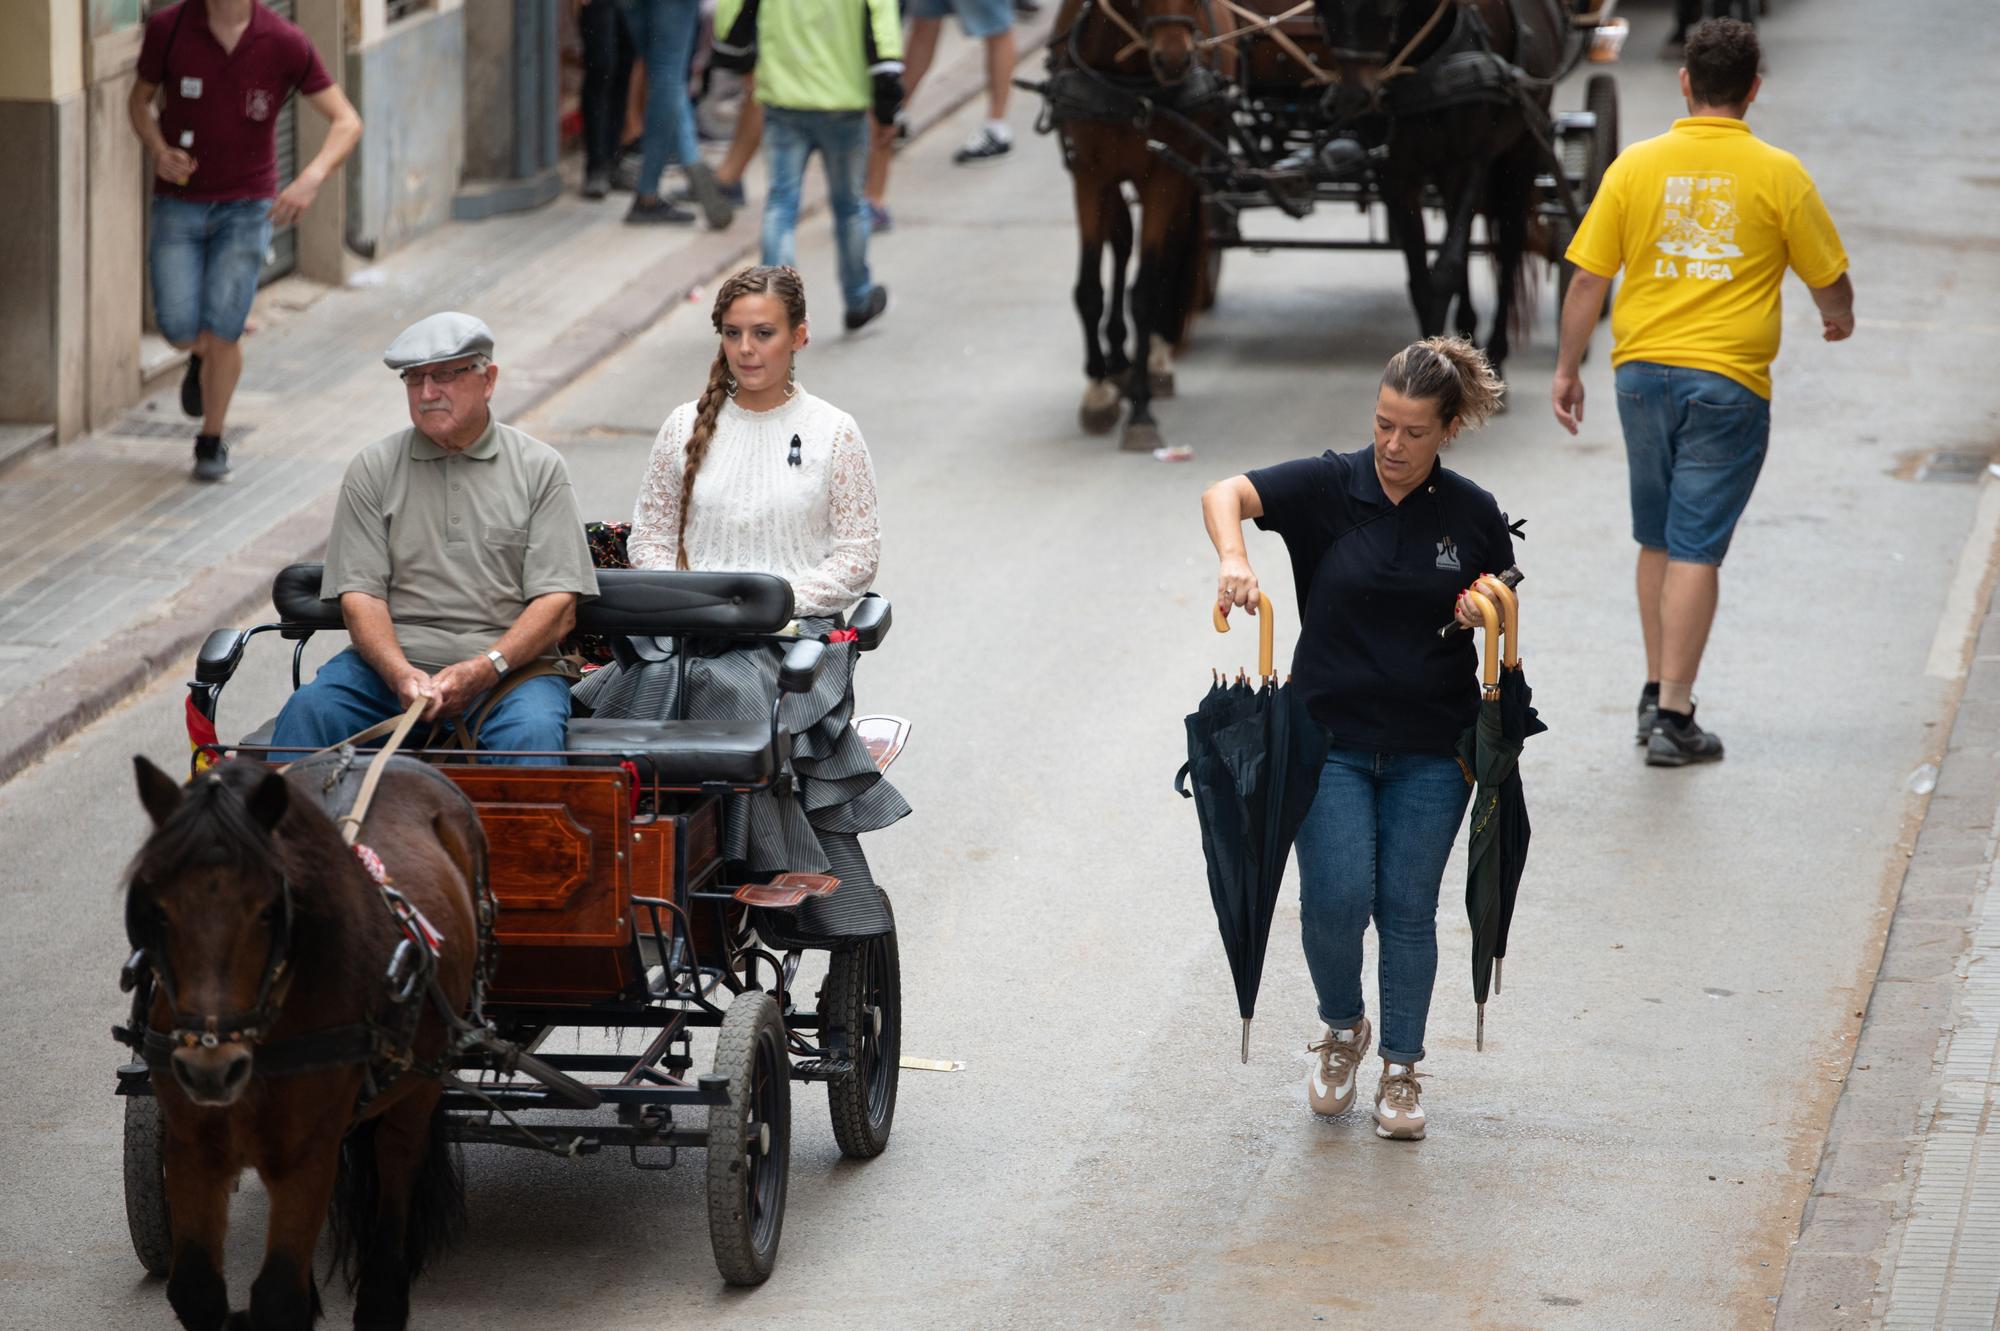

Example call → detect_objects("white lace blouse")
627 388 881 618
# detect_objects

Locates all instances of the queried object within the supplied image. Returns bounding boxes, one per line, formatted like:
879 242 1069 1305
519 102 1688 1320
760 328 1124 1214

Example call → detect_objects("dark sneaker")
866 201 893 234
681 161 736 230
1636 686 1659 745
624 196 696 225
180 354 204 418
1647 707 1725 767
582 168 610 200
843 285 889 332
610 156 641 192
953 126 1013 165
191 433 230 482
672 176 748 209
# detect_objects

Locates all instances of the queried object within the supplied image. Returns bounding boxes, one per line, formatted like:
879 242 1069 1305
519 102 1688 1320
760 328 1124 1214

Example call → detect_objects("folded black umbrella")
1176 596 1329 1062
1456 579 1546 1051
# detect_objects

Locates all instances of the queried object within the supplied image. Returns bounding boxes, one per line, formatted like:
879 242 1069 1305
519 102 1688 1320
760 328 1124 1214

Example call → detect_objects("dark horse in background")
1042 0 1233 452
1313 0 1568 384
125 755 484 1329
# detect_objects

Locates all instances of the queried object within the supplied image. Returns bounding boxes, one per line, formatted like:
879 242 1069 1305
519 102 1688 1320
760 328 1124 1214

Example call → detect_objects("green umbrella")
1457 580 1545 1051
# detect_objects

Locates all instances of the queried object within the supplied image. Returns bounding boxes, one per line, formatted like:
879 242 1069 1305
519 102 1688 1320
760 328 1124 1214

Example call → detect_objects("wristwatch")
484 648 510 679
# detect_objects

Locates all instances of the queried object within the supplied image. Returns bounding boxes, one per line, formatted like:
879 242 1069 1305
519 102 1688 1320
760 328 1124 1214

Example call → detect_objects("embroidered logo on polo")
1435 536 1461 571
245 87 274 122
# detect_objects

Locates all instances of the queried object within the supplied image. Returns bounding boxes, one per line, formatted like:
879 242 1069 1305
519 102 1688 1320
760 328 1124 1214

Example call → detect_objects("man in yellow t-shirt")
1550 19 1854 769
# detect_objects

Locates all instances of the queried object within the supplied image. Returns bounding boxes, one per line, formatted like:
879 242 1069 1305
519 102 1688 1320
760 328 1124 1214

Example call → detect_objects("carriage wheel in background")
706 991 791 1286
821 895 902 1159
1584 73 1619 322
123 1094 173 1278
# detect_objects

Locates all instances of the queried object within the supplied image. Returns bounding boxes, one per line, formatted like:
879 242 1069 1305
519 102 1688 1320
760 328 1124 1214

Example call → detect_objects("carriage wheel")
821 895 902 1160
706 991 791 1286
123 1094 173 1278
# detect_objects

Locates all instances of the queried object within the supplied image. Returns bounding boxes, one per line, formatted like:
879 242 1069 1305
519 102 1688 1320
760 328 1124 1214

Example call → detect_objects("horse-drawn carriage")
1023 0 1626 451
115 565 905 1312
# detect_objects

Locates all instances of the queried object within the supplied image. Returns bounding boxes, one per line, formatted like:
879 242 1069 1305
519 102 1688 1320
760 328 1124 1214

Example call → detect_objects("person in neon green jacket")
714 0 904 331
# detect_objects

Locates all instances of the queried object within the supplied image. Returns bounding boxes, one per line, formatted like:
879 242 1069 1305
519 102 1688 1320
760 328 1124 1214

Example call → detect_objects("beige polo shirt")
322 418 598 671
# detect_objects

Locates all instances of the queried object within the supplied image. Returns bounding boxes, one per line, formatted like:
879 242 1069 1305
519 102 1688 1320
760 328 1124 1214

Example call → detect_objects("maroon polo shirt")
137 0 333 202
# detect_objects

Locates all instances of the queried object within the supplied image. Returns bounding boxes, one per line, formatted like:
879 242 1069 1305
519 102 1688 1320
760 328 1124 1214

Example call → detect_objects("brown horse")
1313 0 1567 383
126 754 485 1330
1045 0 1232 452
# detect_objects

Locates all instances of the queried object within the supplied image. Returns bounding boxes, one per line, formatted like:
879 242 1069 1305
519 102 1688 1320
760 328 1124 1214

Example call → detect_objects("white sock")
986 119 1012 142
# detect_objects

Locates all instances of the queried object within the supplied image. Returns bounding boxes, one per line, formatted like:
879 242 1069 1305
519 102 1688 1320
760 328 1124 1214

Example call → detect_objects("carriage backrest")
270 564 797 639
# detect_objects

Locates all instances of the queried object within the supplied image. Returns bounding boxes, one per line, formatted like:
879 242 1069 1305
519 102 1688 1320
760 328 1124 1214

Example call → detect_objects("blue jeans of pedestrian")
618 0 700 196
1614 361 1772 566
1293 747 1473 1065
268 648 571 766
760 107 874 316
148 196 273 345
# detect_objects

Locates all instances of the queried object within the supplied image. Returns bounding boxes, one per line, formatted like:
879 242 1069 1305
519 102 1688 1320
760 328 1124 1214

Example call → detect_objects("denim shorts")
1614 361 1772 566
148 196 273 345
906 0 1013 38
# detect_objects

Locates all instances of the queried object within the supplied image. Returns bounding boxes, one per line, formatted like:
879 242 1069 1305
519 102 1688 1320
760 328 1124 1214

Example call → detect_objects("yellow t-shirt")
1566 117 1848 399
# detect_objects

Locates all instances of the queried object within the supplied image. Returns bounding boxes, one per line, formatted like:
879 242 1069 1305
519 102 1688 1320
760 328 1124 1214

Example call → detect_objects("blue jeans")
148 196 272 345
761 108 874 316
1614 361 1772 566
268 648 571 766
1293 748 1473 1065
619 0 700 196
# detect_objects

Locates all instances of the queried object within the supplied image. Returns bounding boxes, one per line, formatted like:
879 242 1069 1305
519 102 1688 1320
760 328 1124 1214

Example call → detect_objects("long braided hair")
675 265 809 568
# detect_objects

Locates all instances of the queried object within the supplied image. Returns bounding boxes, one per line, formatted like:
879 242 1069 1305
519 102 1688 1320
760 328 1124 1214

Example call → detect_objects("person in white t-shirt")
575 264 907 940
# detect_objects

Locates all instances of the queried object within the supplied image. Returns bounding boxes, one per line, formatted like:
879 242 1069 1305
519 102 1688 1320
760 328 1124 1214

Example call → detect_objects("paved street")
4 0 2000 1327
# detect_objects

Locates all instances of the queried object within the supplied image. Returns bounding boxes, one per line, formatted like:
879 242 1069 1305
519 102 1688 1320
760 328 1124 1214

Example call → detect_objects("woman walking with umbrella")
1201 336 1514 1141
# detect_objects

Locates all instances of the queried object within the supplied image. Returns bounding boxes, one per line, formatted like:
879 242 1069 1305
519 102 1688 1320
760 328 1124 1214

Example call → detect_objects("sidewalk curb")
1774 479 2000 1328
0 15 1054 789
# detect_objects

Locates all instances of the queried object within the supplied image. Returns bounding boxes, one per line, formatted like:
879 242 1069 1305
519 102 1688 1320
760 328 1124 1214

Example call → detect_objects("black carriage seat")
252 566 892 783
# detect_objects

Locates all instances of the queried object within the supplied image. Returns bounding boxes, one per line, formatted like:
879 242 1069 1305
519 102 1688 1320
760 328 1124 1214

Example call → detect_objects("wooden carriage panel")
630 806 729 963
439 766 643 1004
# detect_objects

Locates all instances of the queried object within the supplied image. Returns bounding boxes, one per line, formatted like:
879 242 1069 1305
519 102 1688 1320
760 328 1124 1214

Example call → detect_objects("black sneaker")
953 126 1013 165
624 196 696 225
1647 707 1724 767
180 354 204 418
681 161 736 230
1636 685 1659 745
191 433 230 482
671 176 748 208
582 168 611 200
844 285 889 332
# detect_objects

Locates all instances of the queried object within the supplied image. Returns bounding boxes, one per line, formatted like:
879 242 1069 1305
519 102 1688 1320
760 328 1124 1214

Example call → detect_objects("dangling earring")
724 374 739 398
784 359 798 399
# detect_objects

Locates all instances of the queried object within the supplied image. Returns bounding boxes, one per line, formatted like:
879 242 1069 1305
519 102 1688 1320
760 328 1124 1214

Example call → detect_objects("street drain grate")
108 415 253 444
1914 449 1993 483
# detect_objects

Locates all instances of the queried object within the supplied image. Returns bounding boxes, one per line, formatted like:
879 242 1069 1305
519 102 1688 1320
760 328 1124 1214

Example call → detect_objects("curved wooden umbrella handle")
1473 574 1519 668
1212 593 1276 679
1464 589 1501 698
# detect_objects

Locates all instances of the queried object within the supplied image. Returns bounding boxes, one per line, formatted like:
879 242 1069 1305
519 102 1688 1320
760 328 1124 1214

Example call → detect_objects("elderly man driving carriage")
268 312 598 762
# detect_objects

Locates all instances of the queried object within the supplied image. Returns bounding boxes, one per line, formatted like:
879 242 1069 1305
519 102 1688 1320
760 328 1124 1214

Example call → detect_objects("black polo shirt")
1247 446 1516 756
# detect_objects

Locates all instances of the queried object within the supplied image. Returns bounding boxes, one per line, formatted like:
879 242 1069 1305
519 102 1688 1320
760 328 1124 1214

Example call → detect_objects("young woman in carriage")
574 265 907 941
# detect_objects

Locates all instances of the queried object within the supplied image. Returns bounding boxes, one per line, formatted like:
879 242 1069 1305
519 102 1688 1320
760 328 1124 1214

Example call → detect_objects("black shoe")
1647 707 1724 767
1636 685 1660 745
180 354 204 418
191 433 230 482
610 157 641 192
682 161 736 230
953 126 1014 165
624 196 696 225
844 286 889 332
582 168 611 200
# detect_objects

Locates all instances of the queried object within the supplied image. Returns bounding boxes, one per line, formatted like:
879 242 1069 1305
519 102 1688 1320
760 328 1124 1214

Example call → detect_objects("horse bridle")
126 867 297 1054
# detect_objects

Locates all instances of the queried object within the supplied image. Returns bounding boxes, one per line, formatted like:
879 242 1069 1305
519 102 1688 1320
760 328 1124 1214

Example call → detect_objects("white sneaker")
1373 1061 1427 1140
1305 1017 1371 1116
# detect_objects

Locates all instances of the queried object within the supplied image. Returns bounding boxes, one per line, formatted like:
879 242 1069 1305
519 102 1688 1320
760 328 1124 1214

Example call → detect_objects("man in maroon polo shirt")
129 0 362 480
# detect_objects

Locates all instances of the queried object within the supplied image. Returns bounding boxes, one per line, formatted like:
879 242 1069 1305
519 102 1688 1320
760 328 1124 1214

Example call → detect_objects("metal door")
260 0 298 282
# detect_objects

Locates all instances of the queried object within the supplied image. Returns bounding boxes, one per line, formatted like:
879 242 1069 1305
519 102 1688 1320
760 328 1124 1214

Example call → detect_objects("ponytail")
1381 335 1506 431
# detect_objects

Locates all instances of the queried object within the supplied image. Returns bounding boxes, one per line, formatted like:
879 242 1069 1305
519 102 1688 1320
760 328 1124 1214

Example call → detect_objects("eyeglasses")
400 362 485 388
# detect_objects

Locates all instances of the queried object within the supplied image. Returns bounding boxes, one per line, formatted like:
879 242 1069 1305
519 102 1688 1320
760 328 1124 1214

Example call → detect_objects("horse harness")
115 701 500 1120
1034 0 1231 145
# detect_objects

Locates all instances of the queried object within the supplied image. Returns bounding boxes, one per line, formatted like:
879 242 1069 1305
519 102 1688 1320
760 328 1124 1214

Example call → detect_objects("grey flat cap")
383 311 495 372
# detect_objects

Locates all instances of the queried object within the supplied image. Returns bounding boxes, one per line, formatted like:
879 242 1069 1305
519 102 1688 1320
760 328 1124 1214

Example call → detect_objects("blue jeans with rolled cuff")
760 107 874 316
268 648 570 766
1293 747 1473 1065
1615 361 1771 567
